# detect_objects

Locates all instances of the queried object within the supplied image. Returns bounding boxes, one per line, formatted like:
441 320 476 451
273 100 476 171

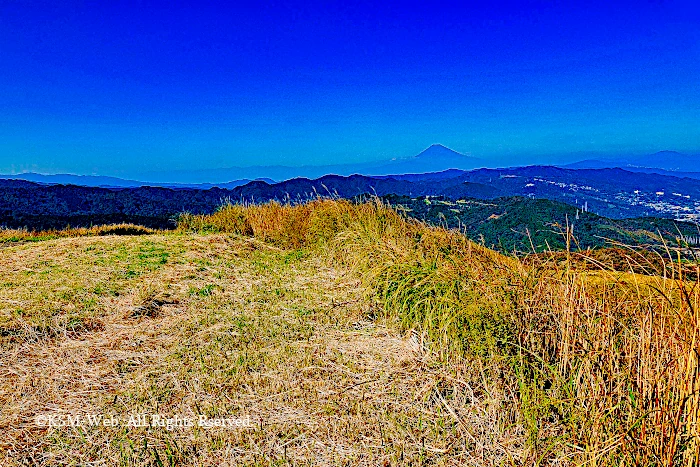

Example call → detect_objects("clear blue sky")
1 1 698 178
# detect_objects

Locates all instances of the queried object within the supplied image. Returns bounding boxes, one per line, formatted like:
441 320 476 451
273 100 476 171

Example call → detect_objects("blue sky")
1 1 698 178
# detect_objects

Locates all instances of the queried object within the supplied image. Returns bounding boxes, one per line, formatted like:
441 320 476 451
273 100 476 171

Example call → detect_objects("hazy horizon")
2 145 698 184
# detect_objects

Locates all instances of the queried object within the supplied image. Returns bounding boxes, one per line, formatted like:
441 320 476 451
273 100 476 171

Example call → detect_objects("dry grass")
1 200 698 465
0 233 515 465
0 223 158 245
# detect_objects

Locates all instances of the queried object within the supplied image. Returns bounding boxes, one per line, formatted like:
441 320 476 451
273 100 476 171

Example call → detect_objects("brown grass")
0 223 158 245
0 199 697 465
180 199 700 465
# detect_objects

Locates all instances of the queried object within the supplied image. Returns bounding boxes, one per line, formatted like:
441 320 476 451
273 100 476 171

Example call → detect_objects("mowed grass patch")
0 235 189 339
1 231 512 466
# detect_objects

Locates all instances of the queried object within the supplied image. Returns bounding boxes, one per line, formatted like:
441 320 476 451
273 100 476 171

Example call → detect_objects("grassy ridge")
179 199 700 465
1 199 697 465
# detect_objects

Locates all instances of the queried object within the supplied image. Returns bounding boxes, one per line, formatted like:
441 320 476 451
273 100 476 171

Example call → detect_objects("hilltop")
369 144 482 174
2 200 697 465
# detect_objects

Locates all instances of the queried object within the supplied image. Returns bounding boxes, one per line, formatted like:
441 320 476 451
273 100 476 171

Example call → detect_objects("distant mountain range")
132 144 484 183
563 150 700 177
3 143 699 254
4 147 698 188
138 144 484 183
2 165 699 253
216 165 700 220
1 165 699 228
0 144 482 187
0 173 274 189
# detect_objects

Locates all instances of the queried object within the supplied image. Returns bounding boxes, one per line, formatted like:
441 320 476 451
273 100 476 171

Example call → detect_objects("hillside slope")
1 200 698 466
386 195 700 252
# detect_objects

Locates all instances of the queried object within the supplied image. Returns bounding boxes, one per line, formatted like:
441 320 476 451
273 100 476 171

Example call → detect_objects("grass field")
1 200 698 466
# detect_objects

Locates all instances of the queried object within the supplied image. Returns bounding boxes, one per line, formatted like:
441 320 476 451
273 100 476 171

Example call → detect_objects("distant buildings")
677 234 700 245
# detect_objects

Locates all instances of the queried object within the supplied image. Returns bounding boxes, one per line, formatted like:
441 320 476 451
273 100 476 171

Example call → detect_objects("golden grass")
0 199 697 465
180 199 700 466
0 223 158 244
